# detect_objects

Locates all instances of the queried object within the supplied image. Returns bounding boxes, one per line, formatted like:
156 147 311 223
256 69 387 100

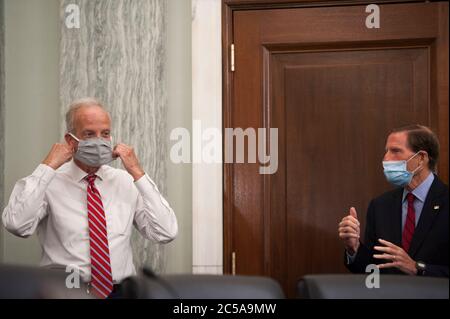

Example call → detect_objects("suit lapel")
408 177 445 258
390 190 403 247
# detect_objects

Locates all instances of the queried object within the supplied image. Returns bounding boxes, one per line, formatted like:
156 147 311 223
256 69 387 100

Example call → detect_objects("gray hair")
65 97 108 133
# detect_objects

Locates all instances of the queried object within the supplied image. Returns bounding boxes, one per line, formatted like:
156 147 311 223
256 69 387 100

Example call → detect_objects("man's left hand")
113 143 145 181
373 239 417 275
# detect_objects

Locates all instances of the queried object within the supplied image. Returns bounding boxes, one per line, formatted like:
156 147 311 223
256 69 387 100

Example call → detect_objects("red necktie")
86 174 113 298
402 193 416 253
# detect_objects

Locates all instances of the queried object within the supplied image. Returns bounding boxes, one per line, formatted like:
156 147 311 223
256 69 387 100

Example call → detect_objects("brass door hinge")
231 251 236 275
230 44 235 72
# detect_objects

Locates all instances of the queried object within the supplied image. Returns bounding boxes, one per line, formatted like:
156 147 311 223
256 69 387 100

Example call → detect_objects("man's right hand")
338 207 361 255
42 143 74 170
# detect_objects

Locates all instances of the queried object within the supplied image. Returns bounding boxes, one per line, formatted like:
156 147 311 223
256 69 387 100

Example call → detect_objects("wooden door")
223 0 448 297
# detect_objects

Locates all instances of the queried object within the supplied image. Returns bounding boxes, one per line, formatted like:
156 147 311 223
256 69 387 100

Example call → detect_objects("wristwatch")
416 261 427 276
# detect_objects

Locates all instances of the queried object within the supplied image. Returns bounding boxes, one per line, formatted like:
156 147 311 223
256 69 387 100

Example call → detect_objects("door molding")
224 0 431 10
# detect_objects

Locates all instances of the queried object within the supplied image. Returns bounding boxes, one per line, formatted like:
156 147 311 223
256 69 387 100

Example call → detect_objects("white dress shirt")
2 160 178 283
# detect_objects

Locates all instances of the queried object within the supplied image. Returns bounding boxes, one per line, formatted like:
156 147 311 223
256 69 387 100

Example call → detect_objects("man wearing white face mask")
338 125 448 277
2 98 178 298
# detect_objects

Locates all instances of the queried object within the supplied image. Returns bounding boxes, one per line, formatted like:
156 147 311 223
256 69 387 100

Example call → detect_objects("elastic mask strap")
406 151 420 163
68 132 80 142
407 151 422 174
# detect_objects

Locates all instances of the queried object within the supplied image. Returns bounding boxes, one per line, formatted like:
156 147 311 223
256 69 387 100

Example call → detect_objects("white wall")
2 0 60 264
192 0 223 274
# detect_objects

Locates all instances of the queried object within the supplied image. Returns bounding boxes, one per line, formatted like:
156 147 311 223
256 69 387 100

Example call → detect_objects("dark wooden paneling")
435 3 449 181
271 48 430 295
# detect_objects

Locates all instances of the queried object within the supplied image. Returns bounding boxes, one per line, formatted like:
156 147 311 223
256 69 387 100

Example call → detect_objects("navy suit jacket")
346 175 449 277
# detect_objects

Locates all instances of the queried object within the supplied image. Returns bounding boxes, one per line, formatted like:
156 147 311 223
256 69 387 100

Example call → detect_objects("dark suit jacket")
346 175 449 277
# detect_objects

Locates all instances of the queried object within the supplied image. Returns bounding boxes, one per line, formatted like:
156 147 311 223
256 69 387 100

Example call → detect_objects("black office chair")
121 271 285 299
297 274 449 299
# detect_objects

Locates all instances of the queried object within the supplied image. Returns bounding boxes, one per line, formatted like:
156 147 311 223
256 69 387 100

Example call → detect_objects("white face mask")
69 133 114 167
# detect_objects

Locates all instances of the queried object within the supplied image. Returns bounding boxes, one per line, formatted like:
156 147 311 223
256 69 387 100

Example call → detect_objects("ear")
419 150 429 165
64 133 71 144
65 133 77 151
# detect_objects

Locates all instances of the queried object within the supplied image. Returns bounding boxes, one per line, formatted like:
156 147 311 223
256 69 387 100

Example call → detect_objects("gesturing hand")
338 207 361 255
374 239 417 275
113 143 145 181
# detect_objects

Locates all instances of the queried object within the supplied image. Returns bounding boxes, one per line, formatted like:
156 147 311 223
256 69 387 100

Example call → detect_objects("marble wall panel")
60 0 168 273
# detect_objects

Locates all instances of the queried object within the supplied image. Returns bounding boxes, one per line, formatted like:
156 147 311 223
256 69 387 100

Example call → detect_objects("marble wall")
60 0 168 273
0 0 4 219
0 0 5 262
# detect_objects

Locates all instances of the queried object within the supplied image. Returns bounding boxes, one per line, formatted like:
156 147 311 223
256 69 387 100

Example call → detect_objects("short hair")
65 97 108 133
391 124 440 171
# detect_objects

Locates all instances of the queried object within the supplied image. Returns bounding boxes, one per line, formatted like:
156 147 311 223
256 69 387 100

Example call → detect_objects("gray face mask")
69 133 114 167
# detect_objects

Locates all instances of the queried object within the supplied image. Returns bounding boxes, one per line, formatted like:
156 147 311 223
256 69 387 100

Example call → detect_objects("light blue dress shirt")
401 172 434 230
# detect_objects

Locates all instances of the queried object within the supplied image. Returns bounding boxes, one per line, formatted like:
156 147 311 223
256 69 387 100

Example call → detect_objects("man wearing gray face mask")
68 132 114 167
2 98 178 299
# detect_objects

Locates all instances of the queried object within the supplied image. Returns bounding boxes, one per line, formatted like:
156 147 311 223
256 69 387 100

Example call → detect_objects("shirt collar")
67 160 107 183
402 172 434 203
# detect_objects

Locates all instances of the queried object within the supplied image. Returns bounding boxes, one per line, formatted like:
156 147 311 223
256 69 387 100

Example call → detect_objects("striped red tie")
402 193 416 253
86 174 114 298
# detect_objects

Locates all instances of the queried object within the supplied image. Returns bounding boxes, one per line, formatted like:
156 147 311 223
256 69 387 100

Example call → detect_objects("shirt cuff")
33 164 57 184
134 173 155 193
134 174 172 211
346 250 357 265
